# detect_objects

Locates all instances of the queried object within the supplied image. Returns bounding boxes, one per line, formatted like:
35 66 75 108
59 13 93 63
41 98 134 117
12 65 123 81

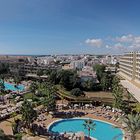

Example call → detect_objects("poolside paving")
0 108 120 135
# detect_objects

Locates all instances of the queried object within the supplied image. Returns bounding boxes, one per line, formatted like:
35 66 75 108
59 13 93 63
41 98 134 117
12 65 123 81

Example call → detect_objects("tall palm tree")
21 99 37 128
41 82 56 112
29 82 38 99
37 69 44 85
13 75 21 94
0 79 5 94
112 77 123 109
83 119 96 139
120 113 140 140
112 85 123 109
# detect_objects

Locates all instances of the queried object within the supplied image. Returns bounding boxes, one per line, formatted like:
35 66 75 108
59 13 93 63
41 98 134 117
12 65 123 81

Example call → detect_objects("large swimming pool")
48 118 123 140
4 82 24 91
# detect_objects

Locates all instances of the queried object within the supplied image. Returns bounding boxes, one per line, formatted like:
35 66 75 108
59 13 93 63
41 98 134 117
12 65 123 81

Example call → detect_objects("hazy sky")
0 0 140 55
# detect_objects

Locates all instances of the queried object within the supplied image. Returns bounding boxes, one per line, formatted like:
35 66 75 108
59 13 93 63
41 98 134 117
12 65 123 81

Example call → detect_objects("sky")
0 0 140 55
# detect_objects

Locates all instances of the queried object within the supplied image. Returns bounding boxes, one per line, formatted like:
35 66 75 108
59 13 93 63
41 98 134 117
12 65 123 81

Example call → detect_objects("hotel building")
119 52 140 85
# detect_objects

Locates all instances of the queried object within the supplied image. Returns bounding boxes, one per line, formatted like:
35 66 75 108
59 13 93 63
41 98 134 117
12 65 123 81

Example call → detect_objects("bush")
71 88 84 97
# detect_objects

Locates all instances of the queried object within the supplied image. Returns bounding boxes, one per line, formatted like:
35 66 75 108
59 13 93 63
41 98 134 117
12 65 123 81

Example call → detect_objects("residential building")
78 66 98 83
37 56 54 65
70 60 85 70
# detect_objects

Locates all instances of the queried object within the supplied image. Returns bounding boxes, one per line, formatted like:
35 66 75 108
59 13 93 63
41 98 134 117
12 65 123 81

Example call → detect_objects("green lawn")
55 85 114 104
23 93 33 99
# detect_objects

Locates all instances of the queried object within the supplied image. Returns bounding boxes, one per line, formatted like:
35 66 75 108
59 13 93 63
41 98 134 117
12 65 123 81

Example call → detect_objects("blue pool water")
48 118 123 140
4 82 24 91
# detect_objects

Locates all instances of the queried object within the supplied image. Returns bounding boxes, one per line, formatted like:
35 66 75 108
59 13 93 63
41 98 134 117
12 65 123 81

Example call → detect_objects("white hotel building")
119 52 140 102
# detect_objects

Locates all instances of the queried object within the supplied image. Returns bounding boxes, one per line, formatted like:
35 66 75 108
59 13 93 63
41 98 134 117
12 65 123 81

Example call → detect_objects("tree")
58 70 78 90
83 119 96 139
112 76 123 109
0 79 5 94
12 119 22 135
71 88 84 97
120 114 140 140
100 73 109 91
42 83 56 112
21 100 37 128
43 95 56 112
81 79 94 91
93 64 106 82
132 103 140 113
124 89 133 111
100 73 114 91
13 75 21 85
0 63 9 75
37 69 44 77
44 69 51 75
13 75 21 91
112 76 120 86
49 70 58 84
112 85 123 109
29 82 38 99
37 69 44 84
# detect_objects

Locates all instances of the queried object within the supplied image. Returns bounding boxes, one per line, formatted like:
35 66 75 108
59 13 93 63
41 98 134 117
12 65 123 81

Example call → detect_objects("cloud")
114 43 127 51
85 34 140 53
105 43 127 52
116 34 134 43
134 36 140 44
85 38 103 47
105 45 112 49
111 34 140 51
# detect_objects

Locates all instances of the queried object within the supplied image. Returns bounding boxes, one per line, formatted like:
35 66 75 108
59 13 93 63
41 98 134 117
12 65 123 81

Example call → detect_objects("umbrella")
74 104 79 107
106 106 111 109
49 111 54 115
85 104 90 107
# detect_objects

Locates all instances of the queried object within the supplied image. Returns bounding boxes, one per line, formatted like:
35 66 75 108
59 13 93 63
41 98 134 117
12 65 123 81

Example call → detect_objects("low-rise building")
70 60 85 70
78 66 98 83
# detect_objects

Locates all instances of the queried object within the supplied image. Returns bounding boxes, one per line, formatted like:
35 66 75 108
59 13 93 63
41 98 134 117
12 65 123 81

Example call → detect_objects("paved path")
120 80 140 102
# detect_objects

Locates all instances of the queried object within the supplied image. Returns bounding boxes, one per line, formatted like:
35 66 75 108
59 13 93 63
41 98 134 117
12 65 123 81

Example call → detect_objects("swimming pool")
48 118 123 140
4 82 24 91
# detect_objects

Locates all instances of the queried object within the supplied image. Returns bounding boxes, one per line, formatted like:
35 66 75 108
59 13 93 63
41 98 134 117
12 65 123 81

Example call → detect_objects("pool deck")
0 108 123 140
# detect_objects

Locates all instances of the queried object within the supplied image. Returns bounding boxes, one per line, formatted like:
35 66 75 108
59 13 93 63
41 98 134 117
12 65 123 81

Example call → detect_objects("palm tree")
29 81 38 99
120 113 140 140
0 79 5 94
21 99 37 128
112 85 123 109
83 119 96 139
13 75 21 93
41 83 56 112
112 77 123 109
37 69 44 85
132 103 140 113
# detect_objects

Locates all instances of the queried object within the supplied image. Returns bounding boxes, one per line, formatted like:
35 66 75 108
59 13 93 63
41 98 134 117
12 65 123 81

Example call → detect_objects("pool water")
4 82 24 91
48 118 123 140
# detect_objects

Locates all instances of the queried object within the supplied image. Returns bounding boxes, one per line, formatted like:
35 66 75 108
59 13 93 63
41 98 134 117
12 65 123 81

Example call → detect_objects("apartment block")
119 52 140 84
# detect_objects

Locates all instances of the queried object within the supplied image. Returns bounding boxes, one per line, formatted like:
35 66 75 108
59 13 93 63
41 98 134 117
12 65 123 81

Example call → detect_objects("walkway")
120 80 140 102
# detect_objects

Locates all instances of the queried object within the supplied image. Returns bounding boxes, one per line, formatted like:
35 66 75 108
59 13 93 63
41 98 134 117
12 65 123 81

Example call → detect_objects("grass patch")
23 93 33 99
